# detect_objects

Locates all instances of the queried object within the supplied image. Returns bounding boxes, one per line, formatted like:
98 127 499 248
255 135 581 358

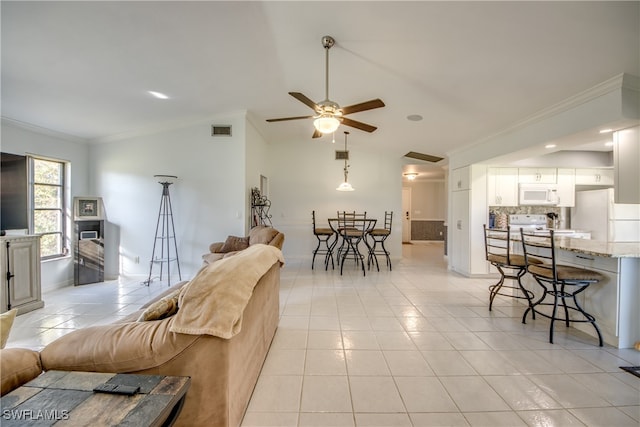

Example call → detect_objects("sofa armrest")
1 348 42 395
40 318 198 374
209 242 224 253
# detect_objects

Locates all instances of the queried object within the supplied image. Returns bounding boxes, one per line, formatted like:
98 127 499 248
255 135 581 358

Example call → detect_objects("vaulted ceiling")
2 1 639 164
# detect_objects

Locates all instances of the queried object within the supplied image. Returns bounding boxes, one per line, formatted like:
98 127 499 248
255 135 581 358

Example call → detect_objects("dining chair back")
482 225 535 311
367 211 393 271
337 214 375 276
311 211 335 270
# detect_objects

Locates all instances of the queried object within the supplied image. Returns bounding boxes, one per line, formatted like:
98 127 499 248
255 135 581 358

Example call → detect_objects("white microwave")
519 184 559 205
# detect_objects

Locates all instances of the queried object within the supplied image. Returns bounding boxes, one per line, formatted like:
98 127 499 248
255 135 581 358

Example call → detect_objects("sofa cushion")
137 289 181 322
0 348 42 396
202 252 225 265
220 235 250 253
0 309 17 349
41 317 199 373
139 281 189 310
249 226 279 245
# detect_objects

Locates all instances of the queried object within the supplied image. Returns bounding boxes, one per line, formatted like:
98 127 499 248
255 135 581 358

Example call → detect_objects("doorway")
402 187 411 243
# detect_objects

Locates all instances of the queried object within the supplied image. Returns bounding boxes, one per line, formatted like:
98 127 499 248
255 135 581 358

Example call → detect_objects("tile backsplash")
489 206 568 228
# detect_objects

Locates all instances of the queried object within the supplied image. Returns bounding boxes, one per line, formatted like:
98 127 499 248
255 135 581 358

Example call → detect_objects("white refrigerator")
571 188 640 242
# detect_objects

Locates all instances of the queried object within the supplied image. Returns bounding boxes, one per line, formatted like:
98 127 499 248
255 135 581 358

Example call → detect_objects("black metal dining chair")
335 211 366 264
482 224 537 312
520 228 604 346
312 211 335 270
337 214 375 276
367 211 393 271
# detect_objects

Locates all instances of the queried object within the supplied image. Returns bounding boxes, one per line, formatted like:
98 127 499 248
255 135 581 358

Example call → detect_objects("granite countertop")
554 237 640 258
488 228 640 258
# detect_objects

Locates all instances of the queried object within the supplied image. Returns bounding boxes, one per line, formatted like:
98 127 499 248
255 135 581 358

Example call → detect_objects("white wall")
266 138 403 262
405 180 446 220
1 119 90 290
90 113 247 280
245 117 271 231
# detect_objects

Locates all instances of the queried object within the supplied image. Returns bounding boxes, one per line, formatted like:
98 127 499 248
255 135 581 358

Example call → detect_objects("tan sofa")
1 241 285 427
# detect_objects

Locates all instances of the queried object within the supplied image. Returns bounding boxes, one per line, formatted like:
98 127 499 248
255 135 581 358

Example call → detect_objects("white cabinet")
448 165 488 277
487 168 518 206
556 168 575 207
0 235 44 315
614 126 640 204
518 168 557 184
575 168 614 186
451 167 470 191
450 190 470 275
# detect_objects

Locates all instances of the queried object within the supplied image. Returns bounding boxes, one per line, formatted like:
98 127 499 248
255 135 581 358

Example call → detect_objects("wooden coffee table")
0 370 190 426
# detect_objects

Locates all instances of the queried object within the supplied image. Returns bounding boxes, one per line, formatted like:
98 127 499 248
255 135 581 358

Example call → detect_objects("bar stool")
311 211 335 270
367 211 393 271
483 225 537 312
335 211 366 264
520 228 604 346
338 216 375 276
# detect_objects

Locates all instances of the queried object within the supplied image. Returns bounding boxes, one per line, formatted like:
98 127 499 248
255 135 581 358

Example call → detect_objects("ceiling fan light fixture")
336 181 355 191
336 131 354 191
314 116 340 134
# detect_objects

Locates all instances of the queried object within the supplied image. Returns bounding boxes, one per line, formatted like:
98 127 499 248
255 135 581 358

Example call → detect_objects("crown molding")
1 117 87 144
88 110 248 144
447 73 632 157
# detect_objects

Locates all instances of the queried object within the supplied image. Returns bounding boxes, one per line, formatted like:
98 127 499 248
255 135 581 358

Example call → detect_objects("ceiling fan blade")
341 117 377 133
312 129 322 139
341 99 385 115
289 92 319 111
266 115 313 122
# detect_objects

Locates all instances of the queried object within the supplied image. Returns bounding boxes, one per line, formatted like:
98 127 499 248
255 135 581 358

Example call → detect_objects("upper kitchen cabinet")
518 168 557 184
452 166 470 191
487 167 518 206
614 126 640 204
575 168 614 186
556 168 576 207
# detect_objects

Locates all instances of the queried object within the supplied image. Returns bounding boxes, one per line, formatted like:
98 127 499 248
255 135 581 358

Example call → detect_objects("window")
30 157 68 259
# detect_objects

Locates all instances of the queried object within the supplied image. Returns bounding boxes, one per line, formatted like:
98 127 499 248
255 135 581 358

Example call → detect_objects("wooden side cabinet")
0 235 44 315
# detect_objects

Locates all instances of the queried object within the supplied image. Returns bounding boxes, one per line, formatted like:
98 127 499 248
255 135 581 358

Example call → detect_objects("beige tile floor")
6 242 640 426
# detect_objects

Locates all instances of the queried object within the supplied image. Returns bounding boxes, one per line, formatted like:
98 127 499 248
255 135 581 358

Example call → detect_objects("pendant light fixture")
336 131 354 191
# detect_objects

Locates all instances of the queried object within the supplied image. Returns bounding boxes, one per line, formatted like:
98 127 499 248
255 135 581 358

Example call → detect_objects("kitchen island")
514 236 639 348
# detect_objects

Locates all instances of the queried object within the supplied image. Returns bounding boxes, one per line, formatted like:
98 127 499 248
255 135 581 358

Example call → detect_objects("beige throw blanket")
170 244 284 338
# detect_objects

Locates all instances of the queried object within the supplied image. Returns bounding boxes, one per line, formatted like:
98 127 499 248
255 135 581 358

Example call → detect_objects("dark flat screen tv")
1 152 29 233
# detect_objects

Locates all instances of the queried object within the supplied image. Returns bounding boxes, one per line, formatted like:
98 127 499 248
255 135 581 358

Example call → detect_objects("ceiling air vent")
211 125 232 137
404 151 444 163
335 150 349 160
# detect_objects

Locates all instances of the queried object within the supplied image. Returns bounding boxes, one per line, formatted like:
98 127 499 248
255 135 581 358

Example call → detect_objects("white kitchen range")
508 214 591 239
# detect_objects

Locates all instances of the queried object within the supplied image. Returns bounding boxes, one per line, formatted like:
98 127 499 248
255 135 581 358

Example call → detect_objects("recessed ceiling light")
599 128 613 134
407 114 423 122
545 144 556 149
148 90 169 99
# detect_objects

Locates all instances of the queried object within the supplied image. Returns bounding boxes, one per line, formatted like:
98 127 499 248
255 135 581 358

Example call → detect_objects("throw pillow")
220 235 250 253
137 289 180 322
0 309 18 349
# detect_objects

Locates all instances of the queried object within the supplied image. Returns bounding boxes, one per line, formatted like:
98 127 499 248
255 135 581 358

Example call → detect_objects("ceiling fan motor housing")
316 100 342 117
